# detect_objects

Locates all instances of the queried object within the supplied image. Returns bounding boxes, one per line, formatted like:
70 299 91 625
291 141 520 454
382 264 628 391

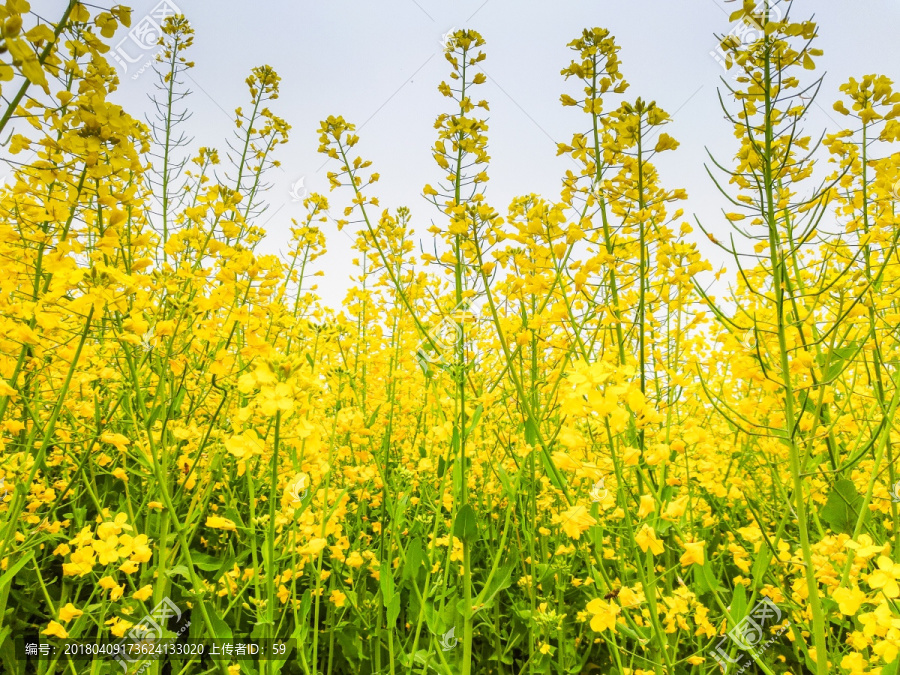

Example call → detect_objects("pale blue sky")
35 1 900 306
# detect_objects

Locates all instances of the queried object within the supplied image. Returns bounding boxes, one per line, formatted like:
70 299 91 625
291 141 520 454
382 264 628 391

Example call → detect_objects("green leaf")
497 465 515 496
190 550 223 572
694 560 722 594
299 588 312 622
820 478 866 534
365 403 382 428
387 594 401 625
524 419 538 445
402 537 424 581
333 627 360 662
540 450 566 491
423 598 440 635
453 503 479 542
822 341 861 382
0 551 32 593
465 404 483 435
0 627 22 675
380 567 395 606
477 551 518 612
731 585 747 626
750 543 772 581
202 600 233 640
392 493 410 531
165 564 191 579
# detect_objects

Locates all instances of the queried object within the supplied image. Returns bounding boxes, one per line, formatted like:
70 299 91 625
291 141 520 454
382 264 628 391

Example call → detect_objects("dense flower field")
0 2 899 674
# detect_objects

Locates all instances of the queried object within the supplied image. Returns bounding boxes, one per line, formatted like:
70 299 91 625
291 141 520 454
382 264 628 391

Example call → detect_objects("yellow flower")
42 621 68 639
299 537 328 557
637 495 655 518
845 534 885 560
258 382 295 417
119 560 140 574
622 447 641 466
100 432 130 452
679 541 706 567
839 653 867 675
832 587 867 616
663 496 689 520
206 516 238 532
99 576 125 601
330 590 347 607
618 587 642 608
130 535 153 563
92 536 119 565
97 513 132 540
224 430 263 459
874 637 900 665
106 617 133 638
867 556 900 598
132 585 153 601
345 551 365 569
635 525 664 556
556 505 596 540
58 603 83 623
585 598 620 632
63 548 96 577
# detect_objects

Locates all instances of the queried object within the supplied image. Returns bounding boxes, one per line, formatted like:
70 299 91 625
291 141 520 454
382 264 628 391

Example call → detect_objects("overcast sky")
32 0 900 307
